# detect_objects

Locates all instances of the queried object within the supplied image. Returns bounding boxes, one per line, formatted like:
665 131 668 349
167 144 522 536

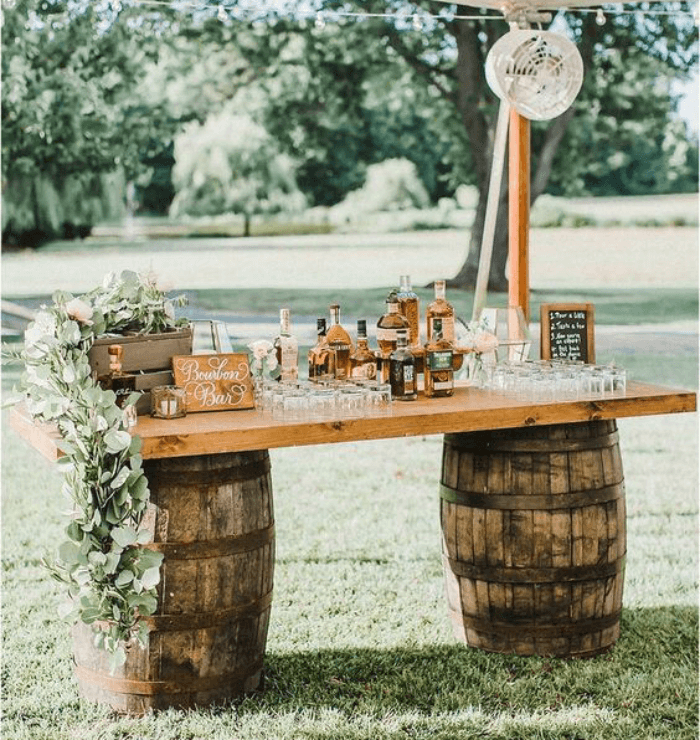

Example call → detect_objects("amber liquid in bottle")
389 329 417 401
349 320 377 380
424 318 454 398
308 318 335 381
98 344 137 409
426 279 454 342
397 274 420 348
327 303 353 380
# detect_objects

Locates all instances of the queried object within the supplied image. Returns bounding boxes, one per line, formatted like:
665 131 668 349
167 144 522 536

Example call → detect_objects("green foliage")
169 111 306 223
2 270 187 664
545 48 700 196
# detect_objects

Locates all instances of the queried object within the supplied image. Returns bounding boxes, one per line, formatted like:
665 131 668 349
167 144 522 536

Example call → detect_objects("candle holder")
151 385 187 419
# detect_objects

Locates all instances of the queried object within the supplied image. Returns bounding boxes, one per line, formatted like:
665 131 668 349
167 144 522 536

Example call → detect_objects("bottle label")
428 317 454 342
376 327 399 342
351 363 377 380
427 350 453 371
432 379 453 391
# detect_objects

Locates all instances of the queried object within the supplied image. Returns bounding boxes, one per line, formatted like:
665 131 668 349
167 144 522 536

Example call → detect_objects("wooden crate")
88 326 193 376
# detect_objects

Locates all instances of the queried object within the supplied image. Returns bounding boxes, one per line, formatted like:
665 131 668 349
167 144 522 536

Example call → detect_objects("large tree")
216 1 697 291
1 0 183 243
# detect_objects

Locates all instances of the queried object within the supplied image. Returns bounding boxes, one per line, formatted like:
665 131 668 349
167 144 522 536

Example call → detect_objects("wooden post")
508 108 530 325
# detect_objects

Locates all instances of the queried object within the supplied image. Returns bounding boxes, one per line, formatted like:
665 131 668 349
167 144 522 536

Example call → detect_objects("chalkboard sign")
172 353 255 412
540 303 595 363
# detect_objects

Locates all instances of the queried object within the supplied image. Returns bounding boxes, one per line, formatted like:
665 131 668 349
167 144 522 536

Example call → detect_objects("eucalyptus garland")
6 271 187 668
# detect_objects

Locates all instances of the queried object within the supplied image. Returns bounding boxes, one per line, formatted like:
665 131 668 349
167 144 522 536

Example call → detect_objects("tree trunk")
243 213 251 237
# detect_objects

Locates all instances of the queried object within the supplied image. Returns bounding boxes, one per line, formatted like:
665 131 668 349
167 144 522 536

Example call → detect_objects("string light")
596 8 606 25
216 4 227 22
314 11 325 29
412 14 423 31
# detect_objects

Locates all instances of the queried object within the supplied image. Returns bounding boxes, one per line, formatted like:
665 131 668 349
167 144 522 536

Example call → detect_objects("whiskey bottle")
308 318 335 381
274 308 299 382
426 279 454 342
424 318 454 398
389 329 417 401
327 303 353 380
397 274 420 348
376 291 409 354
98 344 137 409
349 320 377 380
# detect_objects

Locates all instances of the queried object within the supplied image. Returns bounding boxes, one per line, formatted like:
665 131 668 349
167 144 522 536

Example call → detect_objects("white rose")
66 297 94 326
249 340 274 361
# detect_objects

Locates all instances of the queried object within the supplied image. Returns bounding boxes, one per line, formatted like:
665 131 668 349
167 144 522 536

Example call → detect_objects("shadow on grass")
236 607 697 719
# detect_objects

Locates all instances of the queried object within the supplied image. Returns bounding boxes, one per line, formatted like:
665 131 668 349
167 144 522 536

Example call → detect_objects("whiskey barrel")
440 421 626 658
72 450 275 715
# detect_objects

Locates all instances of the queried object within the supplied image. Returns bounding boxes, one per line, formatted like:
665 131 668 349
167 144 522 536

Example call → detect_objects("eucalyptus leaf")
111 526 138 549
140 566 161 590
104 429 132 454
58 541 81 565
115 568 134 587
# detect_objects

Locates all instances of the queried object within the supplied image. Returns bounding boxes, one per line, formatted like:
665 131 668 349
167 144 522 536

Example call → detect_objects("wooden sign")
540 303 595 363
172 354 254 412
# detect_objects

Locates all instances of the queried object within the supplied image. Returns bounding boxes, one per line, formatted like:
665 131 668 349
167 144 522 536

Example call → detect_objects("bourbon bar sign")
172 353 254 412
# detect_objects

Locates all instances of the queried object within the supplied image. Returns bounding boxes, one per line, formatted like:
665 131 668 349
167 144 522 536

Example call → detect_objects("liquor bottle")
349 320 377 380
327 303 353 380
98 344 137 409
308 318 335 381
397 274 420 348
389 329 417 401
274 308 299 382
376 291 409 354
424 318 454 398
426 279 455 342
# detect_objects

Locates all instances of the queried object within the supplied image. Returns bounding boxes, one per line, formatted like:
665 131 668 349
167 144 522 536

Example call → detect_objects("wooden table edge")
9 381 696 461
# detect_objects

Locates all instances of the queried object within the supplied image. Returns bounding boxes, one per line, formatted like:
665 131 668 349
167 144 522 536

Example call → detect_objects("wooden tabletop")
10 380 696 461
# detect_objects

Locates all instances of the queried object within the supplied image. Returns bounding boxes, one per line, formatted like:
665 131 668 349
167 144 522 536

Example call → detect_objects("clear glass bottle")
426 279 454 342
274 308 299 382
424 318 454 398
327 303 353 380
389 329 417 401
349 320 377 380
397 274 420 348
98 344 137 409
308 318 335 382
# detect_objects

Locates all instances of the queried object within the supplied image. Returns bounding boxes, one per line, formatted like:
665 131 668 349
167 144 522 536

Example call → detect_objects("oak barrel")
73 449 275 715
440 420 626 658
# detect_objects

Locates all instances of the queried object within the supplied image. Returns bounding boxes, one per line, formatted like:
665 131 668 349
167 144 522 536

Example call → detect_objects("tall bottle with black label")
424 318 454 398
308 318 335 381
327 303 354 380
426 279 454 342
397 274 420 348
389 329 417 401
274 308 299 382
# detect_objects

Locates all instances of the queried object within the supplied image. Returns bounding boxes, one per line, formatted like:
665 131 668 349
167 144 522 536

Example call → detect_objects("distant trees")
223 1 697 290
1 0 180 246
2 0 697 267
170 112 307 234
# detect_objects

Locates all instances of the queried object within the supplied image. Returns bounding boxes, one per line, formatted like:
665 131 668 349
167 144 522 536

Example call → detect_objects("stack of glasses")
257 378 393 422
482 360 627 402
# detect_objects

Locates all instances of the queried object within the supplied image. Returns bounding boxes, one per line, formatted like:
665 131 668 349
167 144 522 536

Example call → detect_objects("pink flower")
66 298 94 326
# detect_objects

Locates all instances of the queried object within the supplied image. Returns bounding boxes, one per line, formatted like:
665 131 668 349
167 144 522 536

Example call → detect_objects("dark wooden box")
88 326 193 377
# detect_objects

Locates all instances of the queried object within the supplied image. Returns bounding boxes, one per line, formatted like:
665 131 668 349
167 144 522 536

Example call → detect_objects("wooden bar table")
10 380 696 713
